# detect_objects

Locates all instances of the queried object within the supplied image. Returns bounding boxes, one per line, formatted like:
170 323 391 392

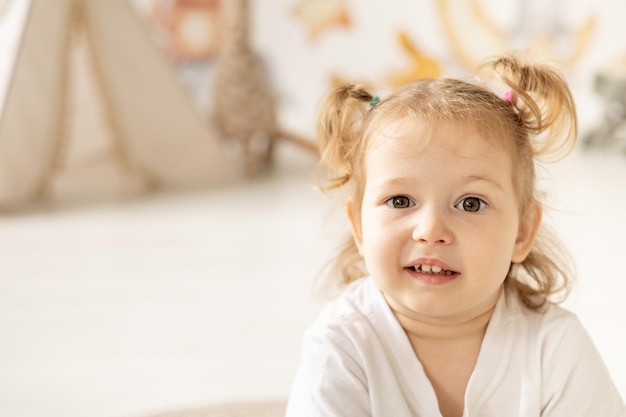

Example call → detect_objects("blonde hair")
316 54 578 310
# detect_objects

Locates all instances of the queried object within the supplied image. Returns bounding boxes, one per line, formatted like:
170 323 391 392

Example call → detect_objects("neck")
387 291 500 343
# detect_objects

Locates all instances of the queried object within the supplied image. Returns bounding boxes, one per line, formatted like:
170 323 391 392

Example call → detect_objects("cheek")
467 221 519 273
361 207 400 242
360 212 409 267
360 212 387 246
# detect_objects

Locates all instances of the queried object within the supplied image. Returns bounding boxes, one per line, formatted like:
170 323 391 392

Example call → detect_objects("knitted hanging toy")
212 0 317 174
583 70 626 155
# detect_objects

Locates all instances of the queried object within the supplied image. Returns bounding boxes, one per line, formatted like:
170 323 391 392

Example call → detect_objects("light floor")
0 147 625 417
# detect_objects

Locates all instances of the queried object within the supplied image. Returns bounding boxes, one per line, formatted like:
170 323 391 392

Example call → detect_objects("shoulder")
304 277 381 350
503 292 581 345
481 293 584 384
297 276 407 388
286 278 381 417
504 295 594 367
504 296 626 415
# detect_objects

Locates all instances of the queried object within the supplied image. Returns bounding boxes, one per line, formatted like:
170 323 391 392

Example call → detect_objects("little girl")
285 54 626 417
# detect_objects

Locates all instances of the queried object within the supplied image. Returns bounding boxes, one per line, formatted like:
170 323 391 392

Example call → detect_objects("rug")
136 400 286 417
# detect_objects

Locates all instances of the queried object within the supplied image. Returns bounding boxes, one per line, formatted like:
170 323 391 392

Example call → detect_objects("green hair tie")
369 95 380 108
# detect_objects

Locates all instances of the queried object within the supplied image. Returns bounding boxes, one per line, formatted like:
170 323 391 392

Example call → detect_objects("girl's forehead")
363 119 516 191
367 118 506 157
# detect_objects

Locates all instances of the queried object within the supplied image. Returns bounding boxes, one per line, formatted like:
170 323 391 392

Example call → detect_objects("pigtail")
317 83 374 191
313 83 374 300
483 54 578 161
480 54 578 309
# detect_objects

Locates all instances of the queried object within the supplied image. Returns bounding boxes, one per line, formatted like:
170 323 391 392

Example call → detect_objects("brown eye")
456 197 487 213
386 196 413 209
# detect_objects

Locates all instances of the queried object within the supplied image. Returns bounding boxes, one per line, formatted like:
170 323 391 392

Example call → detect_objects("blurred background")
0 0 625 416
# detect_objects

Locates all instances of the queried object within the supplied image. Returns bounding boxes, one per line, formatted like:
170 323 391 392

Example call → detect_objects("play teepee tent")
0 0 240 210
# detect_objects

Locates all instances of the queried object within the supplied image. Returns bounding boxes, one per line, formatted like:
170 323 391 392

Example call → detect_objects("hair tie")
369 95 380 108
503 90 517 106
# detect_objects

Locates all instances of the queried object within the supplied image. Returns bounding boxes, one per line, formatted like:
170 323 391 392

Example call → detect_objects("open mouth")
408 264 457 276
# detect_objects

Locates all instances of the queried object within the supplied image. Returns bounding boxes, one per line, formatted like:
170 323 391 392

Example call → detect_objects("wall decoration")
437 0 596 71
149 0 222 62
292 0 351 41
143 0 223 114
386 31 443 88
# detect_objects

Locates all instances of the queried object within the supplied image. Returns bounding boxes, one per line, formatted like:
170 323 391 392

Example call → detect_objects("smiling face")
347 118 540 324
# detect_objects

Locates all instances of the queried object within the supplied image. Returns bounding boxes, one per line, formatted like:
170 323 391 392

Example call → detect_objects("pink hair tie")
503 90 517 106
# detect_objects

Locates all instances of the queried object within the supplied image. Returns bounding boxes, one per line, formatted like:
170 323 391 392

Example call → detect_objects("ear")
345 198 363 256
512 202 542 263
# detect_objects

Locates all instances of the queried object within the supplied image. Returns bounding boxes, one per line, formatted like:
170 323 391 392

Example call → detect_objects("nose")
411 206 454 245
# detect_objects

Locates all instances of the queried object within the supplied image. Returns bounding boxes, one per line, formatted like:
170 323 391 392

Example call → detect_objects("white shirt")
286 277 626 417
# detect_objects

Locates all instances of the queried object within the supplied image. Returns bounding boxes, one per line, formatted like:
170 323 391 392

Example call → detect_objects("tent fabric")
0 0 240 210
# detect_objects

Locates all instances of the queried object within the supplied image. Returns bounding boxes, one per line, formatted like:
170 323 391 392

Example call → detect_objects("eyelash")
384 196 488 212
385 196 414 209
455 197 488 213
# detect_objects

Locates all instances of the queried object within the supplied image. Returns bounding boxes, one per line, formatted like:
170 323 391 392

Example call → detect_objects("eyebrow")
371 174 505 192
462 175 504 191
371 177 411 190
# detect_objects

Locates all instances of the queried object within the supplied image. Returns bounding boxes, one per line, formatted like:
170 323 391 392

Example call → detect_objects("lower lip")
405 268 459 285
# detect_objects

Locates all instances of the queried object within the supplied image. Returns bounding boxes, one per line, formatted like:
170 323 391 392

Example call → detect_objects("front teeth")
413 264 453 275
